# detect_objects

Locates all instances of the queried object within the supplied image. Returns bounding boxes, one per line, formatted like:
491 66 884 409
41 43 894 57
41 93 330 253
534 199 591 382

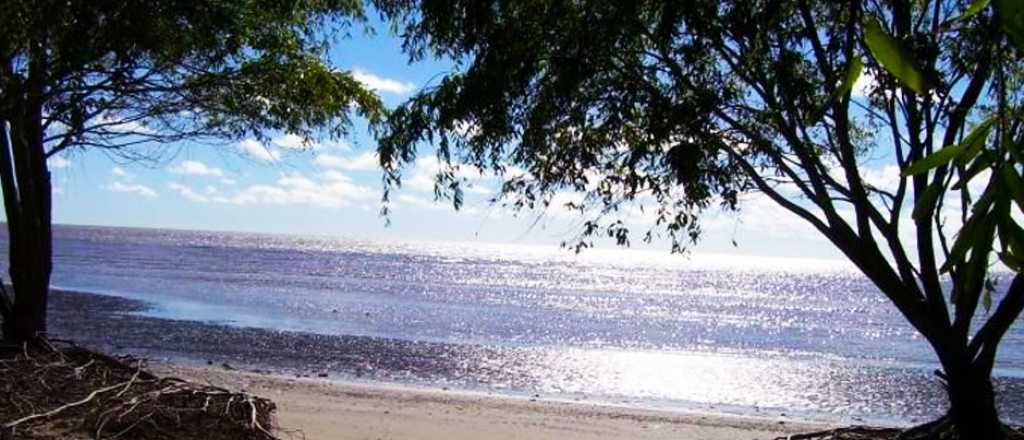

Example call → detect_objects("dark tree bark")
0 77 53 344
945 366 1001 439
940 275 1024 438
910 274 1024 439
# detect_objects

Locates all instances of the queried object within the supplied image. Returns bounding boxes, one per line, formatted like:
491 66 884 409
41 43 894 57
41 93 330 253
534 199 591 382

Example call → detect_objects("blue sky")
38 15 895 261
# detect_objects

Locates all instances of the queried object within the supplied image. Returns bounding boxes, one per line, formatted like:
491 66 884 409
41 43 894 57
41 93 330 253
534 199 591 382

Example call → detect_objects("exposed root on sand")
0 339 279 440
774 419 1024 440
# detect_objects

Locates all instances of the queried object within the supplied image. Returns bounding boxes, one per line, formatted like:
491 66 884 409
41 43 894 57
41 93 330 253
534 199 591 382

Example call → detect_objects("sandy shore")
151 362 827 440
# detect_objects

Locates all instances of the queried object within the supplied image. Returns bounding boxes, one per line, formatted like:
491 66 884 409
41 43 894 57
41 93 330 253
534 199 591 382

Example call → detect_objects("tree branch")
969 273 1024 371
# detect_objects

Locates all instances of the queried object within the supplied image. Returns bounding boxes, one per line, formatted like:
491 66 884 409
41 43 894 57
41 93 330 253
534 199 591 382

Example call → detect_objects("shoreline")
44 288 1023 433
43 289 912 428
149 361 829 440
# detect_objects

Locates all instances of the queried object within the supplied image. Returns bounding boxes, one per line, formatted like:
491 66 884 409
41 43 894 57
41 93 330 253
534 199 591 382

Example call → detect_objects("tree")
0 0 384 343
373 0 1024 437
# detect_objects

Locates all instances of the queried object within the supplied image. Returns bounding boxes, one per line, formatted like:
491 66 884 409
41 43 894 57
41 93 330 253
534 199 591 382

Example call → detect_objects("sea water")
7 224 1023 425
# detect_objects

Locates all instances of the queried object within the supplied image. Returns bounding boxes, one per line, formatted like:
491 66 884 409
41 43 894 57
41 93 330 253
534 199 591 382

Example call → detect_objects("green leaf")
958 0 992 22
996 0 1024 50
912 181 943 221
955 117 995 166
942 187 1000 272
1008 139 1024 165
999 251 1024 272
954 208 1000 302
1001 165 1024 208
1006 221 1024 251
953 152 993 190
998 220 1024 261
808 58 864 124
943 216 982 272
972 180 1000 220
863 18 933 94
903 118 994 176
902 143 965 176
835 57 865 99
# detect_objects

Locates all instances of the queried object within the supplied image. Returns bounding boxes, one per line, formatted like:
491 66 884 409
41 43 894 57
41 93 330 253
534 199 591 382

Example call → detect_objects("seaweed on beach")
0 340 279 440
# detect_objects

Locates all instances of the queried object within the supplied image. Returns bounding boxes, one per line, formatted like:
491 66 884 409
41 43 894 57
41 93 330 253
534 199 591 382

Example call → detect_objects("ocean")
8 224 1024 425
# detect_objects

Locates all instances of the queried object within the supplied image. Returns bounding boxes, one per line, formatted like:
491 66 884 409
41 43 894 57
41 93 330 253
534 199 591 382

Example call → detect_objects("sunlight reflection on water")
14 225 1024 424
525 348 933 422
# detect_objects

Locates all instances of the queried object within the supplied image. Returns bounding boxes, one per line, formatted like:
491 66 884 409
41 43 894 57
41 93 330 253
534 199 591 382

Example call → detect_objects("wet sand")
150 362 826 440
46 289 833 438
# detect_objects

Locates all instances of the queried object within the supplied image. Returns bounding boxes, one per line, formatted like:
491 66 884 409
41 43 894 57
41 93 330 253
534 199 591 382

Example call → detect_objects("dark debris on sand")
0 340 278 440
773 424 1024 440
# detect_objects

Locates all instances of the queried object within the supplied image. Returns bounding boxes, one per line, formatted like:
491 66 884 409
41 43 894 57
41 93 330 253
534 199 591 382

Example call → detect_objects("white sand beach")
152 363 830 440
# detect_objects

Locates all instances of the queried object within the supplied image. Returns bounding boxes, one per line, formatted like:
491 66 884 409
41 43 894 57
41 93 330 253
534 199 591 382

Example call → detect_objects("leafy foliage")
0 0 384 159
864 18 935 94
376 0 770 250
0 0 384 343
373 1 1024 434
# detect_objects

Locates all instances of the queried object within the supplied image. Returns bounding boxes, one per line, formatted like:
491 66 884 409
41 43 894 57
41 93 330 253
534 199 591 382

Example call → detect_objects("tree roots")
0 340 279 440
774 418 1024 440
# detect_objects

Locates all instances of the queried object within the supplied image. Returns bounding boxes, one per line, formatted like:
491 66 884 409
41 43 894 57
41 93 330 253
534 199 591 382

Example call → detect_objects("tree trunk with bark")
925 275 1024 439
0 82 54 344
943 360 1002 438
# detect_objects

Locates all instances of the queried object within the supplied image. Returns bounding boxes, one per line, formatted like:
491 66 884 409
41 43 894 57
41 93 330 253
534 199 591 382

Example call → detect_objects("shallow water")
6 224 1023 425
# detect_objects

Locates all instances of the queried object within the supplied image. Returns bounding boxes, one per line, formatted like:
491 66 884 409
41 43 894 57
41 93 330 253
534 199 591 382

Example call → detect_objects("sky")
37 13 910 262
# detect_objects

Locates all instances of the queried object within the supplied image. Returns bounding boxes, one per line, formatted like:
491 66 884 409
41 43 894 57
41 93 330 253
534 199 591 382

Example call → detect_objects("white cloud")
464 183 494 195
320 170 351 182
313 154 344 168
861 165 902 193
395 194 481 215
351 69 416 94
112 166 130 177
696 192 823 241
273 134 308 151
238 139 281 162
286 137 352 152
169 160 225 177
220 185 288 205
271 134 353 151
314 152 379 171
220 177 237 186
107 181 157 198
324 139 353 151
400 156 447 193
402 156 496 193
212 171 375 209
397 194 442 210
168 183 210 202
532 192 588 220
48 155 71 169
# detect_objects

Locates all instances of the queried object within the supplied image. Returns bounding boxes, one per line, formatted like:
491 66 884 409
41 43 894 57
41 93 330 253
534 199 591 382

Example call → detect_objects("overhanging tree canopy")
0 0 384 342
373 0 1024 437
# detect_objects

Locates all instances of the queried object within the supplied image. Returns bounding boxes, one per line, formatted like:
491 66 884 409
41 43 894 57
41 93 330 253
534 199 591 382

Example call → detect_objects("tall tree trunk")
944 360 1003 439
935 270 1024 438
0 44 54 343
0 110 53 343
